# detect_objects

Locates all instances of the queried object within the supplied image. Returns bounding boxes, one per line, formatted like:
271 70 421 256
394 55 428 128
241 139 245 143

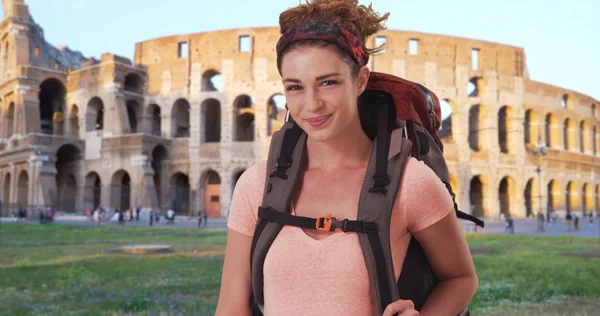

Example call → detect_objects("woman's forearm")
419 275 478 316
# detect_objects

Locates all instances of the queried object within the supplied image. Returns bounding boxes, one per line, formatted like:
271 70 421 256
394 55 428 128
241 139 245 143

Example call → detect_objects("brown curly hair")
278 0 390 77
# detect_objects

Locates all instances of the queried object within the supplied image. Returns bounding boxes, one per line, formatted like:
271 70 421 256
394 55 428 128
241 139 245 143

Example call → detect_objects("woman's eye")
321 80 337 86
286 85 302 91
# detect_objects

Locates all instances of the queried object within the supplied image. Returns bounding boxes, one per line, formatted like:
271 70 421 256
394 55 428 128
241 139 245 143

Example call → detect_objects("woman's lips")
305 114 332 128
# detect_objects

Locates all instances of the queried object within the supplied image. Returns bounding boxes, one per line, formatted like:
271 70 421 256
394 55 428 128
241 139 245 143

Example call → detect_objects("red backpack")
249 72 484 315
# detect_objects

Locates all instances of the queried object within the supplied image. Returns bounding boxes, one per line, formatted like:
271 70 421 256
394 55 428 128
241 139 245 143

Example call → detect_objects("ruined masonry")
0 0 599 218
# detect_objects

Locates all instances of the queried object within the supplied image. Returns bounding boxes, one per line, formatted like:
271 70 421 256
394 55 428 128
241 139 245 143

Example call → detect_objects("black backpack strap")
442 181 485 228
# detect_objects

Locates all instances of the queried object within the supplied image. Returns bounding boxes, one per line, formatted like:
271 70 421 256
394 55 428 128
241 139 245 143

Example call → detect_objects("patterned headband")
276 20 369 74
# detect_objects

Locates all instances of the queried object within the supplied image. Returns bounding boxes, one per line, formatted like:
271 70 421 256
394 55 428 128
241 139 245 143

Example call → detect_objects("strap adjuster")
275 156 291 168
316 214 347 232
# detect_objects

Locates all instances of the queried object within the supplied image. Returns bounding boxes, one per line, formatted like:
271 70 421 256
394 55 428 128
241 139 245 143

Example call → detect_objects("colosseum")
0 0 598 219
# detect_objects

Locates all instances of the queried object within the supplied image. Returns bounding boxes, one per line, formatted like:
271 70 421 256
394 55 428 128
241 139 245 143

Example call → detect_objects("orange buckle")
316 214 345 232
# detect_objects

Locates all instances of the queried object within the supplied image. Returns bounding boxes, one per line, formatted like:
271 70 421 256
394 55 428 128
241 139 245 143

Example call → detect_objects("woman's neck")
305 117 372 172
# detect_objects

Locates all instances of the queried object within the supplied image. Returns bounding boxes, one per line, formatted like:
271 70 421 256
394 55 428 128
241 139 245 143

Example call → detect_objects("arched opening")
5 102 14 137
69 105 79 136
561 94 572 109
171 99 190 138
524 109 538 146
84 172 101 210
111 170 131 211
498 106 514 153
579 120 589 154
55 144 81 213
2 173 10 213
17 170 28 210
467 77 487 97
596 184 600 213
439 99 455 139
449 174 460 207
469 176 486 218
593 104 597 118
547 180 560 213
170 172 190 215
125 100 142 133
566 181 578 214
202 170 221 217
124 73 144 94
582 183 593 214
545 113 557 148
236 113 255 141
147 104 161 136
201 98 221 143
151 145 168 209
499 176 516 217
2 43 8 74
201 70 222 92
86 97 104 131
232 169 246 193
468 104 487 151
563 118 573 150
39 78 67 135
524 178 538 218
235 95 253 110
593 126 598 156
267 94 287 136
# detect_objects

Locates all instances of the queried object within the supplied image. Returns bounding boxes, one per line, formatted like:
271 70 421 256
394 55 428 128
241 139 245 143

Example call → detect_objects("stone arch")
86 97 104 131
267 93 286 136
232 169 246 193
125 100 142 133
439 99 456 139
467 77 487 97
545 113 558 148
582 183 593 214
469 175 488 218
170 172 190 215
498 176 517 217
171 98 190 138
39 78 67 135
17 170 28 209
547 180 560 213
200 170 221 217
524 109 538 146
84 172 102 210
151 145 168 209
201 69 222 92
5 102 14 137
566 181 578 214
524 177 538 218
498 105 515 153
561 93 574 109
563 118 574 150
233 95 255 141
147 104 161 136
579 120 590 154
2 173 10 213
201 98 221 143
69 105 79 136
593 126 598 156
468 104 488 151
110 170 131 211
124 73 144 94
55 144 81 213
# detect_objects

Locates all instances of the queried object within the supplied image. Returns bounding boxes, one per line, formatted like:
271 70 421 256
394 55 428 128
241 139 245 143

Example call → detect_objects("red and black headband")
276 20 369 74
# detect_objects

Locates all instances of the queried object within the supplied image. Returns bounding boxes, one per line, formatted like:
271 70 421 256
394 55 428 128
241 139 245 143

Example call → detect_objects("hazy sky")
5 0 600 101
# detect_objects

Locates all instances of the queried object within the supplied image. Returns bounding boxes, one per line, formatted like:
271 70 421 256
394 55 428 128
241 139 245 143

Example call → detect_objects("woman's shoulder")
227 160 268 236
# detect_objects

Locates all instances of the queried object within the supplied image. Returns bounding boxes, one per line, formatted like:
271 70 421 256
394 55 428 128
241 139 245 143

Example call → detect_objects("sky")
4 0 600 104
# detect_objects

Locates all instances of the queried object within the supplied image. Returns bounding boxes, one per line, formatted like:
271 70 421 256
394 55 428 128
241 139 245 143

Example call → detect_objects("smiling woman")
216 1 478 316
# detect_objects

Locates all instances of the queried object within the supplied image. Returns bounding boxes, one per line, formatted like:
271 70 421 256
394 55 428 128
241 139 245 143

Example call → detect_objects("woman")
216 1 478 315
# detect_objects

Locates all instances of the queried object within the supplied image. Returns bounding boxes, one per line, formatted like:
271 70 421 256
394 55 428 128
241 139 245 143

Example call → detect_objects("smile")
305 114 332 128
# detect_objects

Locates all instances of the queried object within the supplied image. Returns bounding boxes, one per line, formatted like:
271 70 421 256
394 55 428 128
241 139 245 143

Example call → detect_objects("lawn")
0 224 598 315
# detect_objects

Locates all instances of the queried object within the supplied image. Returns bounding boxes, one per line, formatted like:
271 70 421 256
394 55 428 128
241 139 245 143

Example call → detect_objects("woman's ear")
357 66 370 96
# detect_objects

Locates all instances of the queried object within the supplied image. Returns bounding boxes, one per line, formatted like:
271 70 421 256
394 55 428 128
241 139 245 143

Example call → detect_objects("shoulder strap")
250 122 307 308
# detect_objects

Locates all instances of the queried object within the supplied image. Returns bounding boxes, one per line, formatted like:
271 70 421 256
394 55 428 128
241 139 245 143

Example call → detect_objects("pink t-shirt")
227 157 453 316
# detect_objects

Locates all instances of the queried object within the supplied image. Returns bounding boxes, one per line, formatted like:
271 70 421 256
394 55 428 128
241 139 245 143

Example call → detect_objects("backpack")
248 72 485 315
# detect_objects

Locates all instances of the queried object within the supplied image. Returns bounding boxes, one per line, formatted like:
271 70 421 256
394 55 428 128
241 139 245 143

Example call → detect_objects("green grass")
0 224 598 315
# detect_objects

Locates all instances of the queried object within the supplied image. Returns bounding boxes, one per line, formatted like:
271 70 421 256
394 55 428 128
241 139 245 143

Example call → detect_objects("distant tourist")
536 211 545 232
573 214 579 231
504 216 514 234
566 212 573 231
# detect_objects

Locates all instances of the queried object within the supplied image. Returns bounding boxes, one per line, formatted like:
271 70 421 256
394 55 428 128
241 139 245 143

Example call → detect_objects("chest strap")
258 206 379 234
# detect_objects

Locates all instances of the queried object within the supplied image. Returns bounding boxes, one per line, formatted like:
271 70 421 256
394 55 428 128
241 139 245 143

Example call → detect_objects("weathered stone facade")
0 0 598 218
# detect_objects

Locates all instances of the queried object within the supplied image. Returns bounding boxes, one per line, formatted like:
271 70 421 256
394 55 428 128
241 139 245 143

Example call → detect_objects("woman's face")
280 45 369 142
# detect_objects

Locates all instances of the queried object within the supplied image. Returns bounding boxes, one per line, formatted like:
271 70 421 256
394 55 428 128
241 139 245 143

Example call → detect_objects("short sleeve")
399 157 454 233
226 161 267 236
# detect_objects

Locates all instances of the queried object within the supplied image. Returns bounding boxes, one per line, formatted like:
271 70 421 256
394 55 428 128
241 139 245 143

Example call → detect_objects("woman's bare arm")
215 229 254 316
413 210 479 316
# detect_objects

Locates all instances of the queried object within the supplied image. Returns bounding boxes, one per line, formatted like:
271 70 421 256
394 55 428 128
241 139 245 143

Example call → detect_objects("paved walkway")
2 214 599 239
